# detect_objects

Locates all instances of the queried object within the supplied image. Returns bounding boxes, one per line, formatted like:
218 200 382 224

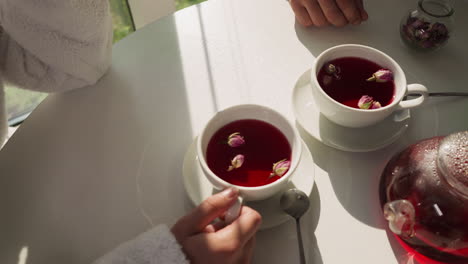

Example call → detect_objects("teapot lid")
438 131 468 197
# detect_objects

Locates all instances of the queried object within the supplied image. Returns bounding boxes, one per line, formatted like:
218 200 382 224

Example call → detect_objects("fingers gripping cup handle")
398 84 428 109
225 196 243 224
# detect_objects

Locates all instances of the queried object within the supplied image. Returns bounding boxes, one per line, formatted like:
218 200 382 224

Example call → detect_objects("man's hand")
289 0 368 27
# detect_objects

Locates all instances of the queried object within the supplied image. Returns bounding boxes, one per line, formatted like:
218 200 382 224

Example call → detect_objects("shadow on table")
296 120 397 229
386 229 420 264
254 183 323 264
304 183 323 264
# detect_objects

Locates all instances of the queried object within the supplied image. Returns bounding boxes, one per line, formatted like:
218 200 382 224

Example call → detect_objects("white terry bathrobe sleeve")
0 0 112 143
0 0 113 92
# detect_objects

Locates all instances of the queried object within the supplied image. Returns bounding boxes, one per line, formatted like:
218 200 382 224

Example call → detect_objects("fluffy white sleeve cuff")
0 0 113 92
92 225 189 264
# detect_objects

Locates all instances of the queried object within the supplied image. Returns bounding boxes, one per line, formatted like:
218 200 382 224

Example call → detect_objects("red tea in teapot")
206 119 292 187
380 131 468 263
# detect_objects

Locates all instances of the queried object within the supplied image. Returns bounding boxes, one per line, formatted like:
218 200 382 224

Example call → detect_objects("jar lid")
438 131 468 197
419 0 454 18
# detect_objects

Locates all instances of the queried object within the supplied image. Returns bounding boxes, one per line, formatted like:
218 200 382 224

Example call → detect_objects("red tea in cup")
206 119 291 187
317 57 395 109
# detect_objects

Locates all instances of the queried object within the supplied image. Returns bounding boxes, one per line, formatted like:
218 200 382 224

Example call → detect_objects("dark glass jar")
400 0 454 52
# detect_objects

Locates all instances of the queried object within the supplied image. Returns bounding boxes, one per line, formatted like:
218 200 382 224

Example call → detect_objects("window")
110 0 136 43
5 87 47 126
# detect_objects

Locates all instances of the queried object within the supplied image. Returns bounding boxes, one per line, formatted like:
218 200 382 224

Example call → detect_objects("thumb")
173 188 239 238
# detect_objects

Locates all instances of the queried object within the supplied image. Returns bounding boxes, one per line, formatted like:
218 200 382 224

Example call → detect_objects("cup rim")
196 104 302 192
311 44 407 112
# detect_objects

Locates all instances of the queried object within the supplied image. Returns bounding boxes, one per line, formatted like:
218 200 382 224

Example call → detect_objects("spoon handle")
407 92 468 97
428 92 468 97
296 218 306 264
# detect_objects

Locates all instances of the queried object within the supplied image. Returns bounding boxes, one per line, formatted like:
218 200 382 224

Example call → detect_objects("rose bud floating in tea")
358 95 374 109
227 132 245 147
325 63 341 80
366 69 394 83
269 159 291 179
358 95 382 110
227 154 244 171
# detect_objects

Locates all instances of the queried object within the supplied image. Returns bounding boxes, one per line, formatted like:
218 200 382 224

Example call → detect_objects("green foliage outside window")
176 0 207 10
111 0 208 42
4 88 46 122
110 0 135 43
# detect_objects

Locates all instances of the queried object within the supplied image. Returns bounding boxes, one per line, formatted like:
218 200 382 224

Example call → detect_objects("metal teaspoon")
280 188 310 264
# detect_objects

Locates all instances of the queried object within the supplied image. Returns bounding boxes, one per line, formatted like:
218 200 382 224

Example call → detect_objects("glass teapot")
380 131 468 263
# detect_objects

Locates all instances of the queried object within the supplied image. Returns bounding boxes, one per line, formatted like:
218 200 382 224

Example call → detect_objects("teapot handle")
383 199 416 239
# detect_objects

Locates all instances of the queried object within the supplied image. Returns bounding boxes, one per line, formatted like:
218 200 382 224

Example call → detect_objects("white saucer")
292 70 410 152
182 137 315 230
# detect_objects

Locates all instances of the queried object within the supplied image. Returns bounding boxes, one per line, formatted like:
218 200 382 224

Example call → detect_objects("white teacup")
196 104 302 201
311 44 428 128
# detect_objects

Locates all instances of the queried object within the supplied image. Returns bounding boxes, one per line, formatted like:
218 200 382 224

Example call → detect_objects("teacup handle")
225 195 244 224
398 84 428 109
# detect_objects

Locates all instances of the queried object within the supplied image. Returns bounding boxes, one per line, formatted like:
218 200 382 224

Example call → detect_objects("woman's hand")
171 188 262 264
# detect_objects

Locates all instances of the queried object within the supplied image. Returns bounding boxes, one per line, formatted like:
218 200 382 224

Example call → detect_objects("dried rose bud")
367 69 393 83
269 159 291 178
358 95 373 109
415 29 431 40
227 132 245 147
409 17 424 29
371 101 382 109
227 154 244 171
410 18 430 31
326 63 337 74
430 22 449 46
325 63 341 80
431 22 449 37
